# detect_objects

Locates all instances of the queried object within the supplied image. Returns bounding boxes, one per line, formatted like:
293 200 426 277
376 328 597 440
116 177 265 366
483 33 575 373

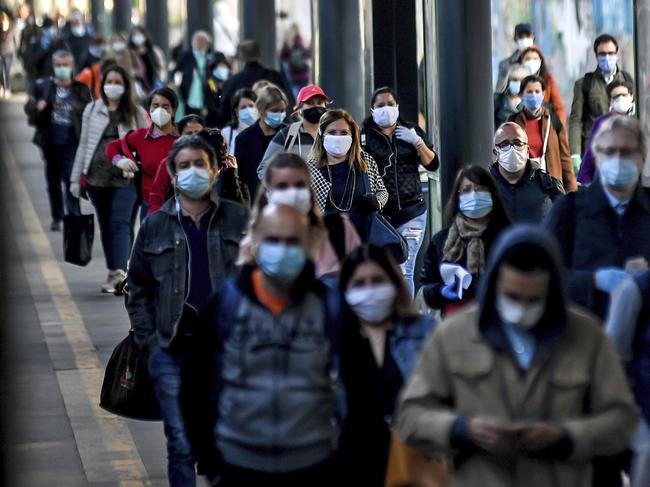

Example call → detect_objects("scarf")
442 214 489 276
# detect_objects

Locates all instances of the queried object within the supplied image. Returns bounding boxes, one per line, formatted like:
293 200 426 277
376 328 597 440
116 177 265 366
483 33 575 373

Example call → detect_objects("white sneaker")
101 271 116 293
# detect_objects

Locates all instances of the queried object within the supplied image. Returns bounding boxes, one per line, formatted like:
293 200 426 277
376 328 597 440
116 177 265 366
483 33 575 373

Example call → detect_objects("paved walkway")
1 96 178 486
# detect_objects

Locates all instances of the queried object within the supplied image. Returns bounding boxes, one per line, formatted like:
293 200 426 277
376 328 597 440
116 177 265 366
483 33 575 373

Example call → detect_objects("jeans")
397 210 428 296
632 419 650 487
0 54 13 90
219 457 335 487
140 200 150 224
44 142 80 221
87 184 138 271
149 346 196 487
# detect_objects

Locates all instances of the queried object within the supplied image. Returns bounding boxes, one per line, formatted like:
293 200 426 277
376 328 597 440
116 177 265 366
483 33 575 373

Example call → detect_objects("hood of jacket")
477 224 569 349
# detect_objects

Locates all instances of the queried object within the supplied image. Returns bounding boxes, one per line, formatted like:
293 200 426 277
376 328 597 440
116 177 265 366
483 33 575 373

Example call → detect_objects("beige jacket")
396 304 638 487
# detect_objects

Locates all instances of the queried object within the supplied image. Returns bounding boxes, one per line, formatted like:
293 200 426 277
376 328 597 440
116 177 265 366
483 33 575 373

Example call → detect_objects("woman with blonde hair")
307 108 388 238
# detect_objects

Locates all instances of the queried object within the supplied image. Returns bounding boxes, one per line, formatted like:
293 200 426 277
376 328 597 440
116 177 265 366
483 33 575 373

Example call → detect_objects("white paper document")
439 263 473 300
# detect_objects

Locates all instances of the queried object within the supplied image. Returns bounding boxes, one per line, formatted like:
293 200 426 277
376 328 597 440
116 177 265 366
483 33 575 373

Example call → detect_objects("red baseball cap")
294 84 330 109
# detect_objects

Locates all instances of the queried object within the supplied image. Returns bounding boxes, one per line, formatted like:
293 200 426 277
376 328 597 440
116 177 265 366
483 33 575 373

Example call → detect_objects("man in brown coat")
397 225 638 487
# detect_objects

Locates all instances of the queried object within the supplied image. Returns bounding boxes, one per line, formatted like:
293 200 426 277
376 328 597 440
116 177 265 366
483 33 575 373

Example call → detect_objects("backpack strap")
283 121 302 151
580 72 593 125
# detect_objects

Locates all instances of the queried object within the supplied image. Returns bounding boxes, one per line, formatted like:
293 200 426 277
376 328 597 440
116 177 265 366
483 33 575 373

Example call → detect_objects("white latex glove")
116 157 139 173
69 182 81 199
395 126 422 146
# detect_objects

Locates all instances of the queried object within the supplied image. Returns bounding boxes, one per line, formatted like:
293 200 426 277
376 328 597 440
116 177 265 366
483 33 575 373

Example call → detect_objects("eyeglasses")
594 146 641 158
495 140 528 149
458 184 489 195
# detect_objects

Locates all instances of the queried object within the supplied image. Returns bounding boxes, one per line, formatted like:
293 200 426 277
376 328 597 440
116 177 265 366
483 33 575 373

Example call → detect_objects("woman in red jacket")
519 45 566 124
106 86 180 220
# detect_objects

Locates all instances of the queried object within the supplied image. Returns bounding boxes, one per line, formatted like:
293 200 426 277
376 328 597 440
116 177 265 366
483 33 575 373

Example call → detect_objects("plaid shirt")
307 151 389 213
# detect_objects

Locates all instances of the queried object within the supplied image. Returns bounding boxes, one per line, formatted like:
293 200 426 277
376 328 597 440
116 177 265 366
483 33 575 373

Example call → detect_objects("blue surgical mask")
459 191 493 219
213 66 230 81
265 111 285 128
238 107 258 127
256 242 306 283
598 54 618 74
523 93 544 112
508 80 521 95
176 167 213 199
599 157 639 191
53 66 71 80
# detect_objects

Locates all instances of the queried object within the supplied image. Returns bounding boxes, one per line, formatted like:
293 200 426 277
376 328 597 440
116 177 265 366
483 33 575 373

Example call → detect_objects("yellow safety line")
2 130 151 486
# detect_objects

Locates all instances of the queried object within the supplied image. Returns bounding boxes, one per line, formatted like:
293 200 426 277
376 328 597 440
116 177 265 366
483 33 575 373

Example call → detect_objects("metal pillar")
635 0 650 187
112 0 132 35
187 0 214 47
316 0 367 121
146 0 169 57
437 0 494 205
90 0 106 36
241 0 276 68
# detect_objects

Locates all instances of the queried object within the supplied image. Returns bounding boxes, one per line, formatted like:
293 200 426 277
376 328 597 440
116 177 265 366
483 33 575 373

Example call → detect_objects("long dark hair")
339 245 416 323
99 64 137 125
443 164 511 228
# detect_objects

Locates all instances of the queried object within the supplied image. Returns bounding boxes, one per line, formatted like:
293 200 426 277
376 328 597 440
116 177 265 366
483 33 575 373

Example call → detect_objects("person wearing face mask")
420 165 511 315
69 65 148 293
569 34 634 174
127 135 248 487
338 245 436 487
495 23 535 95
239 152 361 278
307 109 389 240
27 49 91 231
518 45 566 124
494 64 527 128
106 86 180 220
128 26 165 91
397 225 639 487
78 34 105 71
107 32 147 99
208 203 341 486
546 115 650 320
257 84 330 179
578 80 635 185
76 51 113 100
221 88 258 155
61 9 91 73
235 84 288 198
177 30 212 117
361 86 438 296
509 75 577 192
31 16 68 80
491 122 564 223
204 51 231 126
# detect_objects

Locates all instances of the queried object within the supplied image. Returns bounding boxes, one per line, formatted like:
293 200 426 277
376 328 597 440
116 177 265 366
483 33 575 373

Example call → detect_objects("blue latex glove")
594 268 629 293
395 126 422 147
441 283 460 301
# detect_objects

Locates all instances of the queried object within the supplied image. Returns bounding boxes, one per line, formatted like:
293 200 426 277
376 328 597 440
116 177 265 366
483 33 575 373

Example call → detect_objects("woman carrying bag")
69 64 149 294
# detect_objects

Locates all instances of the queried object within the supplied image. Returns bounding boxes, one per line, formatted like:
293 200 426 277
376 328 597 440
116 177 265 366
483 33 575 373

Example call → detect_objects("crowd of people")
12 7 650 487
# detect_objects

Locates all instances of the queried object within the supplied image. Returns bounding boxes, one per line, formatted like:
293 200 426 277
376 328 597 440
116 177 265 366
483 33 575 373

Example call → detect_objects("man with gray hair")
177 30 213 117
26 49 91 230
546 115 650 320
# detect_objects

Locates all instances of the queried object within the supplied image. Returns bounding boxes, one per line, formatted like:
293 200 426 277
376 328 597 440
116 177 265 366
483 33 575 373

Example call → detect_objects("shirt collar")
146 124 180 139
601 181 632 209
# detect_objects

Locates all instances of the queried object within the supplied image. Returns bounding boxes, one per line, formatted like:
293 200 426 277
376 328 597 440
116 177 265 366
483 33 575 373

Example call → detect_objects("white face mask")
323 134 353 158
371 105 399 128
132 33 146 46
112 41 127 52
497 144 528 173
523 58 541 75
611 95 634 115
517 37 534 51
345 283 397 324
496 294 545 330
150 107 172 128
103 84 125 101
267 187 312 214
71 25 86 37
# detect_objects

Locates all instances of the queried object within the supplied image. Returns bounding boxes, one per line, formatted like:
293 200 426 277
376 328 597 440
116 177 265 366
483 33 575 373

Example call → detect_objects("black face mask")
301 106 327 124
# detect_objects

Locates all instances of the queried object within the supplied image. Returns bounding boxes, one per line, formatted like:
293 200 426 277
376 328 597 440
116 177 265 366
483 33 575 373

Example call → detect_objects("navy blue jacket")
545 178 650 318
234 121 275 198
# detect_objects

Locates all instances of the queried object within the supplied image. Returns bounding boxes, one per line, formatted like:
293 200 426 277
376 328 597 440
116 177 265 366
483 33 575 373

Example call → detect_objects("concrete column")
146 0 169 57
437 0 494 204
112 0 132 35
90 0 105 36
241 0 276 68
187 0 214 46
635 0 650 187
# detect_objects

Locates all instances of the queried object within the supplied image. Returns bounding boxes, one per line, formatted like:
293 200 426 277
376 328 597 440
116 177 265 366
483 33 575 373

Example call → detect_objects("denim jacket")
389 314 437 378
127 193 248 348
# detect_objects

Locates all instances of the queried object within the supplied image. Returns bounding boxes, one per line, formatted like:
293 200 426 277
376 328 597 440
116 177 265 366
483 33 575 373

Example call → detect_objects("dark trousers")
87 184 138 271
219 458 335 487
43 142 80 221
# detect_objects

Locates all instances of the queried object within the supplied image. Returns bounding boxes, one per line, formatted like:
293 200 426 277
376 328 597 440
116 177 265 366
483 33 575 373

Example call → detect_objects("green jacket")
568 68 632 156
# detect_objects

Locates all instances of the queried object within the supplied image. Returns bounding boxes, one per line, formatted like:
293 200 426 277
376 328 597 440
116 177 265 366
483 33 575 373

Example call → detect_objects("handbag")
99 330 161 421
361 171 409 263
385 430 448 487
62 213 94 266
